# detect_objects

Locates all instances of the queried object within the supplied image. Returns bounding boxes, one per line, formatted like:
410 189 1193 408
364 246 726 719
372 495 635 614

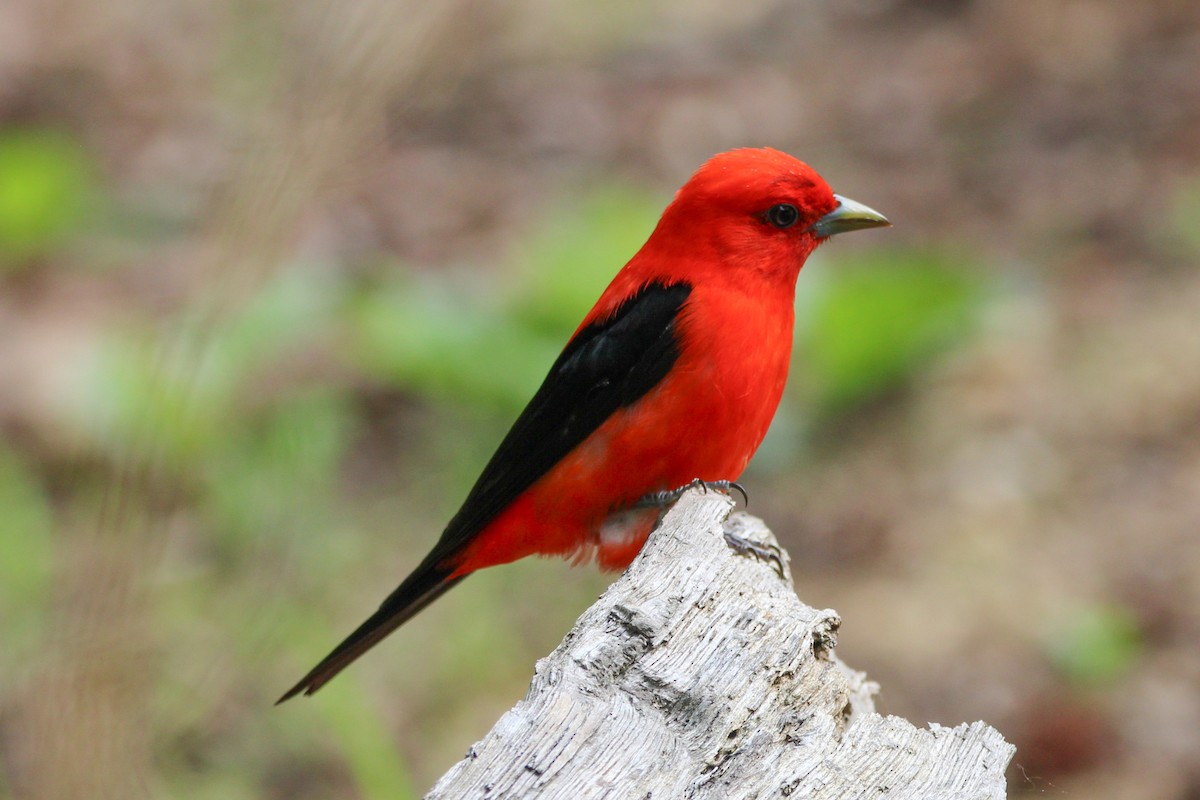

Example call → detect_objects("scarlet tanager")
279 147 888 702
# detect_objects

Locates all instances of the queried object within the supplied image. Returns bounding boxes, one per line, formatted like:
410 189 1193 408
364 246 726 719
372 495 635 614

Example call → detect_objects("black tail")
277 565 467 703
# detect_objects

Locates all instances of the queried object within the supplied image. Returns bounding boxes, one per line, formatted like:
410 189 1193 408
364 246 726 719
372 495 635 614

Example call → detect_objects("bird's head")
649 147 889 283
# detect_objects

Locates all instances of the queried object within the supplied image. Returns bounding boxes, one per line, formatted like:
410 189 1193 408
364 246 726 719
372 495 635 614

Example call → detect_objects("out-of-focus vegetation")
1048 604 1143 688
0 128 96 265
2 1 1198 798
798 248 983 414
349 186 659 410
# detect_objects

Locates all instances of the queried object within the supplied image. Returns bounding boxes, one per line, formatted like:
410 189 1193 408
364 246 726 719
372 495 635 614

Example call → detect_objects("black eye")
765 203 799 229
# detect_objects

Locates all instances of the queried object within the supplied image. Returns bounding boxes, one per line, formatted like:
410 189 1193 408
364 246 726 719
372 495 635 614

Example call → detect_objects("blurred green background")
2 1 1198 798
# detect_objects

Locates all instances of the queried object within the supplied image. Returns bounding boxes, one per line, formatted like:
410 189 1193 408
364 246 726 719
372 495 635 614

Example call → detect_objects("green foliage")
0 448 54 650
348 185 661 413
511 185 659 335
0 127 97 265
1169 175 1200 257
797 248 983 413
1048 605 1143 686
348 273 563 411
79 267 345 469
202 387 350 547
320 682 420 800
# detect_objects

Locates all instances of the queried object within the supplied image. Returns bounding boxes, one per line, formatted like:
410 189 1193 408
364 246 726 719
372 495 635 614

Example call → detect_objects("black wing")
278 279 692 701
430 278 693 563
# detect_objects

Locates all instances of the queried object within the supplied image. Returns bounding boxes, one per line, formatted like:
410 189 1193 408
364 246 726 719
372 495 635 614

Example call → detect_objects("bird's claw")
723 530 786 579
708 479 749 506
635 478 748 509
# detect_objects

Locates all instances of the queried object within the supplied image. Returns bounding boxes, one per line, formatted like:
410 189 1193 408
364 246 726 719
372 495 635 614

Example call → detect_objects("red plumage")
279 147 888 701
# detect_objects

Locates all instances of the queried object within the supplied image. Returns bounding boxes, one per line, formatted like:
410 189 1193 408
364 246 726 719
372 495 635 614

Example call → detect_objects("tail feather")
277 568 467 703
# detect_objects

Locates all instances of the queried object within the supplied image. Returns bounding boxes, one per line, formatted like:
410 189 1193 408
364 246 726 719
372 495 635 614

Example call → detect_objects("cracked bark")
427 490 1014 799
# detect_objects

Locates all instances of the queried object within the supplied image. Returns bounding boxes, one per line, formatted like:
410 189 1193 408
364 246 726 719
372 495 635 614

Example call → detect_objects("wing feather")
430 279 693 561
278 279 693 700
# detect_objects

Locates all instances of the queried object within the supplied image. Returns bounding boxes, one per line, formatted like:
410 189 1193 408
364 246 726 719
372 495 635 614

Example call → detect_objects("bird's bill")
809 194 890 238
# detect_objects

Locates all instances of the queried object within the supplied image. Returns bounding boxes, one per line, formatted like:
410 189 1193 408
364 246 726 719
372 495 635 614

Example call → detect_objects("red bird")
279 147 888 701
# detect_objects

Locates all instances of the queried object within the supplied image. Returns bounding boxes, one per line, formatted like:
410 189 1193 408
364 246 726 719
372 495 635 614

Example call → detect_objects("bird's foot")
723 530 786 579
634 478 748 509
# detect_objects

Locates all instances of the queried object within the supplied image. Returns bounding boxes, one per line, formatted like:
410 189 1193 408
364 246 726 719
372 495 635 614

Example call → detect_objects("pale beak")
809 194 890 238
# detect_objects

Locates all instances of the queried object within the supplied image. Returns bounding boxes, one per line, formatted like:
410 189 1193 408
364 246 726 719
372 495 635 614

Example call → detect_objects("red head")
634 148 888 285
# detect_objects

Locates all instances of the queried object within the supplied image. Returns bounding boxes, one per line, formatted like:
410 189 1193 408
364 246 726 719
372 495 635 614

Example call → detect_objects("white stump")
428 490 1014 799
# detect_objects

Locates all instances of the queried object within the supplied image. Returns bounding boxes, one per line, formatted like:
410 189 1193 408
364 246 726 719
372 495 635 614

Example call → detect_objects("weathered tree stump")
428 490 1014 799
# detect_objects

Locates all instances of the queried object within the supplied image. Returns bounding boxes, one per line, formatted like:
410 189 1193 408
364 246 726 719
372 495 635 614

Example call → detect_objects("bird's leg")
723 530 786 580
634 478 748 509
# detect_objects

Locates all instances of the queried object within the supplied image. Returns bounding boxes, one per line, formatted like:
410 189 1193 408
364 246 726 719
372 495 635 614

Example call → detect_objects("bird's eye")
764 203 799 229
